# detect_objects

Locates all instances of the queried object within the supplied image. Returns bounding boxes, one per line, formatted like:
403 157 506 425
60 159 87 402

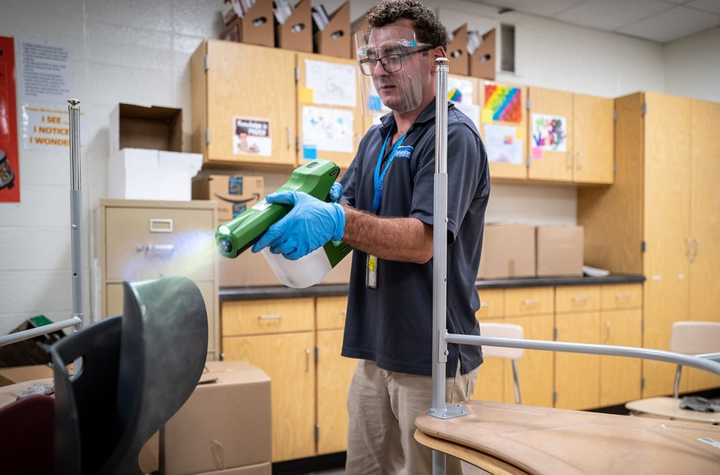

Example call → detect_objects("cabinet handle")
136 243 175 256
479 301 489 309
258 314 282 322
305 348 311 372
522 299 538 307
286 127 292 151
149 218 174 233
572 295 589 304
615 293 631 303
690 239 699 263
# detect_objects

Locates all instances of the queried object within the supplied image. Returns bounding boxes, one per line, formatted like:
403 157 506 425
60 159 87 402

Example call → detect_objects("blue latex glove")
251 191 345 260
329 182 343 203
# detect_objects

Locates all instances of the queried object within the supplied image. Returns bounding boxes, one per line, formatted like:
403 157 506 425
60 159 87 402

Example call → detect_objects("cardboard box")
192 174 264 222
448 24 469 76
194 462 271 475
107 149 202 201
314 2 351 58
0 378 53 407
478 224 536 279
0 365 53 386
219 248 352 287
276 0 312 53
160 361 271 474
221 0 275 47
470 28 496 80
536 225 584 277
110 103 182 155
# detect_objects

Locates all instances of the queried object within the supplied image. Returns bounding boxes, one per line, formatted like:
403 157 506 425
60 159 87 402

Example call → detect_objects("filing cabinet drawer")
105 207 214 282
556 286 600 313
505 287 554 316
222 298 314 336
316 296 348 330
476 290 505 320
601 284 642 310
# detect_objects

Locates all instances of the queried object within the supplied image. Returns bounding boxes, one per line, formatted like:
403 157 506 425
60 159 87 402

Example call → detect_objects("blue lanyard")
372 132 406 213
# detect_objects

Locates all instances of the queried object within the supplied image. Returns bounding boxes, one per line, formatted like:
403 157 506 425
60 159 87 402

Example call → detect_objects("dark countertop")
220 274 645 301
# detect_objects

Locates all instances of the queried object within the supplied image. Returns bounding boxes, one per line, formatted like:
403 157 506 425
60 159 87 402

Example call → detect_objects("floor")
309 462 490 474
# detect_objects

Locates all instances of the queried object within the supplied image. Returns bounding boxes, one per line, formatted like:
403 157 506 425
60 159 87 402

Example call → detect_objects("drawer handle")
136 244 175 255
258 314 282 322
479 301 489 309
522 299 538 306
615 293 631 302
305 348 311 372
149 218 174 233
572 296 589 304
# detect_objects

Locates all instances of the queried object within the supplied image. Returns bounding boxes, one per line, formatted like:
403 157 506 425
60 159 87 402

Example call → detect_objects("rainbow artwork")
482 85 522 124
448 87 463 103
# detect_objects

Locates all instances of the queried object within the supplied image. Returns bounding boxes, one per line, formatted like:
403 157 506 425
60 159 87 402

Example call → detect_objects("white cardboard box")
107 148 202 201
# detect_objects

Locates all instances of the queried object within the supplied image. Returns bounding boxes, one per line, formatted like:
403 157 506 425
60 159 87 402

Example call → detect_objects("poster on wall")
304 59 356 107
302 106 353 156
482 84 522 124
233 117 272 156
0 36 20 203
19 40 72 152
531 113 567 152
485 124 523 165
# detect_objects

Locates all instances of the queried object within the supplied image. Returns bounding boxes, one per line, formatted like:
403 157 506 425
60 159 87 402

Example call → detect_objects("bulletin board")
0 36 20 202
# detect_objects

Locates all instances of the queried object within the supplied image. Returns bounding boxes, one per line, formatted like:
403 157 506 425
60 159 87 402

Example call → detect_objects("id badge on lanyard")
367 132 406 289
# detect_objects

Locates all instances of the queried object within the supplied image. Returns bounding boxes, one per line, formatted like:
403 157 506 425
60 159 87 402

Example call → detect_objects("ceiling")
468 0 720 43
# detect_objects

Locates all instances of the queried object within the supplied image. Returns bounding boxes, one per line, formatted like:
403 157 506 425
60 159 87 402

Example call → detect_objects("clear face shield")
355 26 435 122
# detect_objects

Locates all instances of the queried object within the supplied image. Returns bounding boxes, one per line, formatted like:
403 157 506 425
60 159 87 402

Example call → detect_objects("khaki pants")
346 360 477 475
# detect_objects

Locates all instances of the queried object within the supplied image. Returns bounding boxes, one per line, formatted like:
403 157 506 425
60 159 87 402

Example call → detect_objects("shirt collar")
378 98 454 135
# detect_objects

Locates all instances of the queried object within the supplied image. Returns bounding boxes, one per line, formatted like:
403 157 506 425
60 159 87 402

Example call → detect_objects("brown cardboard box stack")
192 174 265 222
141 361 271 475
536 225 584 277
478 224 584 279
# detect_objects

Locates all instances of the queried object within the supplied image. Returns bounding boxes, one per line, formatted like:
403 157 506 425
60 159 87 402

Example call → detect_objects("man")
252 1 490 473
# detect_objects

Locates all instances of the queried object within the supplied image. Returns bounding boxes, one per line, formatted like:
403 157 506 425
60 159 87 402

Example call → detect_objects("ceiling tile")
617 6 720 42
687 0 720 14
557 0 674 31
478 0 586 16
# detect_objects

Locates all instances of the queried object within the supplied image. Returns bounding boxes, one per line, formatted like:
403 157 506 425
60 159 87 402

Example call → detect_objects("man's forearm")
341 205 432 264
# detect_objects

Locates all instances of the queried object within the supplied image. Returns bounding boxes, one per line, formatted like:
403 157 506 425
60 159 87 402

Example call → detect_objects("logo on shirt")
395 145 414 159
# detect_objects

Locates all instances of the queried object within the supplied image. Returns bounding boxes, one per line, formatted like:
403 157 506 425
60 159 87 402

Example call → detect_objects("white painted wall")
663 27 720 102
0 0 709 334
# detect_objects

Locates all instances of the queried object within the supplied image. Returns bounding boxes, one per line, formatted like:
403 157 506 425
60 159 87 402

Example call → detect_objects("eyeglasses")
358 46 433 76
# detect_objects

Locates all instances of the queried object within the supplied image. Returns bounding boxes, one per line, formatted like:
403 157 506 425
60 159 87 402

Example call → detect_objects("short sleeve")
409 123 488 243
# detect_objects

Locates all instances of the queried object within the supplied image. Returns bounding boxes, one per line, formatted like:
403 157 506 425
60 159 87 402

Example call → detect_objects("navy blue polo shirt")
339 99 490 377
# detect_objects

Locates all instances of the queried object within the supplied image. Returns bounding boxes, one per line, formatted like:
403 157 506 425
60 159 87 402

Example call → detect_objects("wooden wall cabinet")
97 199 219 360
528 87 613 184
192 41 297 167
579 93 720 398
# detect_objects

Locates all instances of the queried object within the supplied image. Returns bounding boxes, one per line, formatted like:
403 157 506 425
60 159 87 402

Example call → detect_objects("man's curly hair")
367 0 448 49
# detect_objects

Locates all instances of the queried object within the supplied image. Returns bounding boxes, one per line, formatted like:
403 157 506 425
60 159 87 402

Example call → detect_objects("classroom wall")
663 27 720 103
0 0 710 333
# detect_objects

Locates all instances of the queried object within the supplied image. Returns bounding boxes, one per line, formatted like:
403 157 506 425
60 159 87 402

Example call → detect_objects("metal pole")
444 334 720 375
0 317 82 348
68 98 83 330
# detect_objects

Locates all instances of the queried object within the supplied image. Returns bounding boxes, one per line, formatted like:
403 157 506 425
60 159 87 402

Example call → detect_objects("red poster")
0 36 20 202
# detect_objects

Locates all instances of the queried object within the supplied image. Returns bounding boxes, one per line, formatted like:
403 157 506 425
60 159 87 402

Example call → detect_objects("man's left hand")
251 191 346 260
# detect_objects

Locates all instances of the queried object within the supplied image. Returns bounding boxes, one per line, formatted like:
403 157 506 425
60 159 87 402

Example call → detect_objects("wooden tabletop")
415 400 720 475
626 397 720 424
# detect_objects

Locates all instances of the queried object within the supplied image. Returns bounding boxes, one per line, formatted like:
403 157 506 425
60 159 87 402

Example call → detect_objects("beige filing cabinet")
97 199 219 360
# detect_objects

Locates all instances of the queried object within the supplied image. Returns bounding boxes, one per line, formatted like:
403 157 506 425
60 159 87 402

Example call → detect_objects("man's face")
367 20 431 113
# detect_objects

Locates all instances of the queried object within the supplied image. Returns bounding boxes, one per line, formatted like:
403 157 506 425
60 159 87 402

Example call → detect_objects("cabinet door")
642 93 691 398
479 82 528 180
573 94 613 184
317 329 356 454
472 317 506 402
687 99 720 392
527 87 573 182
297 53 362 169
223 333 315 462
316 296 348 330
476 289 505 320
555 312 600 409
504 314 554 406
600 309 642 406
206 41 296 166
